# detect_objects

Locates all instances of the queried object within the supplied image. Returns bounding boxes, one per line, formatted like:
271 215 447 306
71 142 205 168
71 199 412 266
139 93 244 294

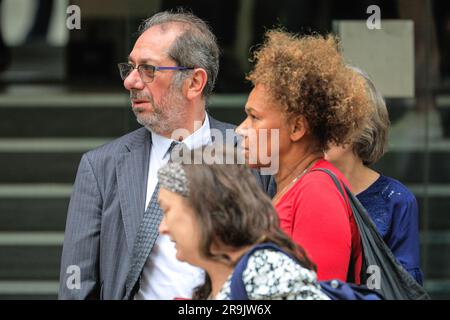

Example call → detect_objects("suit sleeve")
58 153 102 299
251 170 277 199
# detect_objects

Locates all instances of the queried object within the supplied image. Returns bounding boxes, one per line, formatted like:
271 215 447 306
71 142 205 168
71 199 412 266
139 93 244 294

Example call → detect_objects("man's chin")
136 116 172 136
136 115 156 130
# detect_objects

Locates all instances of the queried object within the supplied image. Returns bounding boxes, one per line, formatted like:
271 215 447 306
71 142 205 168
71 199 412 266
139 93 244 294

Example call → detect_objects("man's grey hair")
348 66 390 166
139 9 220 97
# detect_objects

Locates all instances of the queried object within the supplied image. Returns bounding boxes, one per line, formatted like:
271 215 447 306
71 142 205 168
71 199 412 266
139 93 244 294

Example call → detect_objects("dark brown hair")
180 147 316 299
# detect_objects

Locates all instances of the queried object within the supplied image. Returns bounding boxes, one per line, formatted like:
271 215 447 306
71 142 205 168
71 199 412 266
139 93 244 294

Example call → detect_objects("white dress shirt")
134 114 211 300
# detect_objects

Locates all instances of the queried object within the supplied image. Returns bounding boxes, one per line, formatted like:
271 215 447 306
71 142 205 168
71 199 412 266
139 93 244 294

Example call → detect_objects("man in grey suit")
59 10 273 300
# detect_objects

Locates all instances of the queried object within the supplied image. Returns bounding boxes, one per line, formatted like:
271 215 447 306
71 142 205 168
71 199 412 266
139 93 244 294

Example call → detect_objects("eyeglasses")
118 63 194 83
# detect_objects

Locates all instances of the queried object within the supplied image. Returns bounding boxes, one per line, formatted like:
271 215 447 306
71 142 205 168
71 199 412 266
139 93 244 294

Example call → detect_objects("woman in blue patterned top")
325 67 423 285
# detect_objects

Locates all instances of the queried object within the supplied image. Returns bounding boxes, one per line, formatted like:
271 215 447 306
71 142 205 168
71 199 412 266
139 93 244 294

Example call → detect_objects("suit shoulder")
209 116 236 131
83 127 148 161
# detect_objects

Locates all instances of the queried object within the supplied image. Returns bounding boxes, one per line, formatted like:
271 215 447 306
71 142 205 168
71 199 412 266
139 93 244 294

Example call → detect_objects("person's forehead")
129 24 183 64
247 85 270 105
246 84 280 112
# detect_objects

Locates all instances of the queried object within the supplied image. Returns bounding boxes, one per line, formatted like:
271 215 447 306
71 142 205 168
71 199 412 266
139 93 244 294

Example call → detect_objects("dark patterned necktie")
124 141 182 299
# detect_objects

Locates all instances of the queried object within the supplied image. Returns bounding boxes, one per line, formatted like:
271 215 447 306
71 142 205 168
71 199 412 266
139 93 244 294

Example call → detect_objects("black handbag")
311 168 430 300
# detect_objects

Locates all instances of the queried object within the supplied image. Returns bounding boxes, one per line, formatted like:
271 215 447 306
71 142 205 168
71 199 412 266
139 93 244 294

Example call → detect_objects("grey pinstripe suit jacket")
58 115 274 300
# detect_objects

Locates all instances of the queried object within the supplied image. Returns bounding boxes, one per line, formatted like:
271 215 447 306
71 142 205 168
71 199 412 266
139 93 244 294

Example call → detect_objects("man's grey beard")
130 85 188 136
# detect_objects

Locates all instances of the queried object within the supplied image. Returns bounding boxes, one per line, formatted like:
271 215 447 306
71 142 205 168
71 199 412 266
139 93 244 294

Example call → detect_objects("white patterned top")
215 249 329 300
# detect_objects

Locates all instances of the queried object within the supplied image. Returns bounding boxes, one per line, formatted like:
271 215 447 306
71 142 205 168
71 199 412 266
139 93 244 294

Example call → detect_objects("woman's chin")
239 151 260 168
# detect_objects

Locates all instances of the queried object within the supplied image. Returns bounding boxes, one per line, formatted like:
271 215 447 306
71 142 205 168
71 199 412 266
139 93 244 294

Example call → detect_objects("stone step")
0 244 61 281
0 236 448 299
1 142 450 184
416 195 450 231
373 150 450 184
0 281 58 300
0 100 244 137
0 280 448 300
0 106 136 138
0 185 449 231
0 192 70 230
0 93 248 137
0 232 448 278
0 151 82 183
3 93 447 138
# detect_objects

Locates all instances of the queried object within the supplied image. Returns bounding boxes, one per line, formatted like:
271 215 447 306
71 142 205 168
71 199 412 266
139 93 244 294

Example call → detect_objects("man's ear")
185 68 208 100
289 115 309 142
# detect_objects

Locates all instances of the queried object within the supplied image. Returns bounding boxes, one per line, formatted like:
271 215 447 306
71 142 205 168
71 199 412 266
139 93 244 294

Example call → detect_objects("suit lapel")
121 116 236 298
116 117 234 253
115 128 151 252
208 114 237 145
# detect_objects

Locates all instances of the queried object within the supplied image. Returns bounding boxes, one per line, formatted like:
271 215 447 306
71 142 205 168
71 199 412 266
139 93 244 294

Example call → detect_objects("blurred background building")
0 0 449 299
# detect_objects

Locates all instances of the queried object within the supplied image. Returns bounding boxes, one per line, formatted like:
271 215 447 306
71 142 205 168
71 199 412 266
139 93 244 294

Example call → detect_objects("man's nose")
124 69 145 91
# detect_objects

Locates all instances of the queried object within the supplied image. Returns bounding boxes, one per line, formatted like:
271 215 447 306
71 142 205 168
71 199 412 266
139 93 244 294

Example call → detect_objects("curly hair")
247 30 371 150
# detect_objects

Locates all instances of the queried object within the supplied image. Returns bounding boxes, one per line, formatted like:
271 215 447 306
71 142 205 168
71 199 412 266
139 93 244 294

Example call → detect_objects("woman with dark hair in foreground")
157 150 328 300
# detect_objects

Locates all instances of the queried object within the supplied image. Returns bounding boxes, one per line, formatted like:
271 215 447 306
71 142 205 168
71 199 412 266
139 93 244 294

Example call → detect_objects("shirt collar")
150 113 211 161
182 113 211 150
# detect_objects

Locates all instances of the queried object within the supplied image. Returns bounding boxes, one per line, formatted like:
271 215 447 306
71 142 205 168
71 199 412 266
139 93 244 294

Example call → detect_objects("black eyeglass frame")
118 62 195 83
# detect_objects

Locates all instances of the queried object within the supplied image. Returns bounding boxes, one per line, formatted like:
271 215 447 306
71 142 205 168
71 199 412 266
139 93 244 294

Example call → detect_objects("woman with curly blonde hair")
236 30 372 284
